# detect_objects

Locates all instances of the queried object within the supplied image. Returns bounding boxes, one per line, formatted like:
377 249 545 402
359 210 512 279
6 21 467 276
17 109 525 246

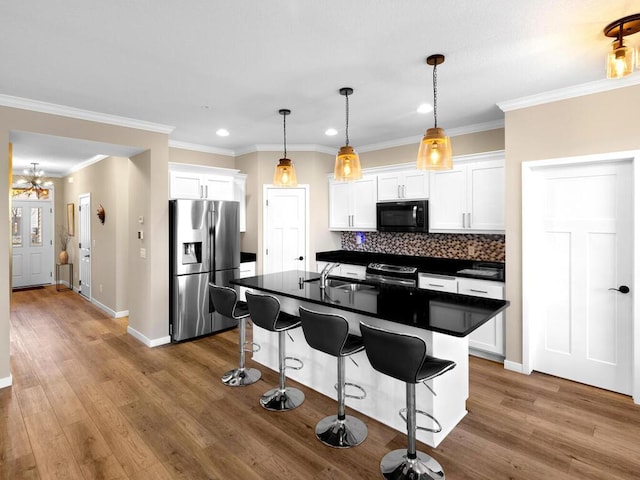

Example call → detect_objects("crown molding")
357 119 505 153
234 143 336 156
67 154 108 175
168 140 235 156
497 74 640 112
0 94 175 134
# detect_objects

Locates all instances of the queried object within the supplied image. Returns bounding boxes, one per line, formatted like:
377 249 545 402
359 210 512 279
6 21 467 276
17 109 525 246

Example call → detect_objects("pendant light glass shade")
273 158 297 186
417 54 452 170
603 14 640 79
273 109 297 187
417 127 452 170
606 42 636 79
334 87 362 181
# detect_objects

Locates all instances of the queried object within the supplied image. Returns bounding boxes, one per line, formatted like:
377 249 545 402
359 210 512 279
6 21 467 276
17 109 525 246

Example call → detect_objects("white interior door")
11 200 53 288
79 194 91 298
263 186 308 274
531 161 632 395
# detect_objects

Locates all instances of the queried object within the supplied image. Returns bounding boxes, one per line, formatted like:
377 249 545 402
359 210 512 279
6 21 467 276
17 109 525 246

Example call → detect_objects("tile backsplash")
341 231 505 262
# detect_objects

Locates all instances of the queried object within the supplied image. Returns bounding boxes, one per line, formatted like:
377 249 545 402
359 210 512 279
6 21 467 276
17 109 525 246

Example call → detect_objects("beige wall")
169 147 235 169
505 84 640 364
62 156 130 312
236 150 341 274
1 105 169 383
359 129 505 167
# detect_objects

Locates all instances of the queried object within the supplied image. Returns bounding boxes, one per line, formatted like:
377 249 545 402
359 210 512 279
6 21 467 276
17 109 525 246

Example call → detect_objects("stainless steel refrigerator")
169 199 241 342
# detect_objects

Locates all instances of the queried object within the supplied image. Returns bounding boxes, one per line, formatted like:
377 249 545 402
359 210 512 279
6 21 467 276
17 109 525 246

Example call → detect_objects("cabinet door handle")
200 186 204 198
398 185 401 198
467 212 471 228
205 185 209 198
462 213 466 228
469 289 488 294
402 185 406 198
429 283 445 288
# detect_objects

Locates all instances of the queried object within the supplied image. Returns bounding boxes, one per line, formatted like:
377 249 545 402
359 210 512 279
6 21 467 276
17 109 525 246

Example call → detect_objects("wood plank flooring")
2 286 640 479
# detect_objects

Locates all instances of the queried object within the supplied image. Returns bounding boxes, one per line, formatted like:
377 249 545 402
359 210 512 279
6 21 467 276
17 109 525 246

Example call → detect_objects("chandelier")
14 163 53 198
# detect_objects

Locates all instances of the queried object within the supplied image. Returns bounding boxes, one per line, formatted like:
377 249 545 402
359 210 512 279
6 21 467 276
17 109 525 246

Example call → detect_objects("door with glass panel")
79 193 91 299
11 200 53 288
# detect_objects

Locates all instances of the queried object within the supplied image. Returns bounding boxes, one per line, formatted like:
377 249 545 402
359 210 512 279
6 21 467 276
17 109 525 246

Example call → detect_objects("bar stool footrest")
334 381 366 400
284 356 303 371
244 341 261 353
399 408 443 434
380 449 445 480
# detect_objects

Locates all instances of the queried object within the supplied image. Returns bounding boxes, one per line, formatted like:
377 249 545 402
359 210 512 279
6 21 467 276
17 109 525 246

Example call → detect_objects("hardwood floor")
2 286 640 479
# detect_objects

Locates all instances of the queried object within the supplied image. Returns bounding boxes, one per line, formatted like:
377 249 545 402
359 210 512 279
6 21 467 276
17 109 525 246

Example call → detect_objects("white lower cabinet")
458 278 505 357
237 261 256 301
316 262 366 280
418 274 505 359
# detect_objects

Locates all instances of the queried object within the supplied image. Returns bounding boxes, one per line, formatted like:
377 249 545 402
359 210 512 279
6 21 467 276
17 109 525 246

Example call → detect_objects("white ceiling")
3 0 639 176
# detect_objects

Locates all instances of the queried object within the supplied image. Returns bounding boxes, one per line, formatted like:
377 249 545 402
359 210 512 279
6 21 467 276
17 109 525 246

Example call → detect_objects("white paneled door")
534 161 632 395
79 194 91 299
264 186 308 274
11 200 52 288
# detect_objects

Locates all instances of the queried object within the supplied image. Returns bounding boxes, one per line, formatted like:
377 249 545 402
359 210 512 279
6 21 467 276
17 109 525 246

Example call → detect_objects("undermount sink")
325 278 377 292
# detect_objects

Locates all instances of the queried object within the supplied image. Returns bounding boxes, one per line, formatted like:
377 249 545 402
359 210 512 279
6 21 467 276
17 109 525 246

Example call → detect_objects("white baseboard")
127 326 171 348
0 374 13 389
504 360 526 374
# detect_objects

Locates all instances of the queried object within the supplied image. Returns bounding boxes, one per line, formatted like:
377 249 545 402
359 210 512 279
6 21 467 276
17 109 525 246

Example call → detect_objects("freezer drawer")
171 272 213 341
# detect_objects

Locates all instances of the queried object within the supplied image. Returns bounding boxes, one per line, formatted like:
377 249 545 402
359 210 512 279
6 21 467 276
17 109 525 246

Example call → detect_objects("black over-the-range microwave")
376 200 429 233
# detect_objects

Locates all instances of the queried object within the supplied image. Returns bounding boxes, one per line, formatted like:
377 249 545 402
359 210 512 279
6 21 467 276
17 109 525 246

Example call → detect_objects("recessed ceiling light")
417 103 433 114
216 128 230 137
325 128 338 136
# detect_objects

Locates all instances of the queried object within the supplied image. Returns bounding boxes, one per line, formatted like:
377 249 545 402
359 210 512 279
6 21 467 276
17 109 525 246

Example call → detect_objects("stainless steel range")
365 263 417 287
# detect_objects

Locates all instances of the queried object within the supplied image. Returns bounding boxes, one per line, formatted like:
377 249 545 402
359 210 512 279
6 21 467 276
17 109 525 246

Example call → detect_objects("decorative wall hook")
97 204 105 224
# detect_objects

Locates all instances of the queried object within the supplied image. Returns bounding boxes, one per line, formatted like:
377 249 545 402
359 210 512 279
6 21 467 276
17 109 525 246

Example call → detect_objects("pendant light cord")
283 112 287 158
433 62 438 129
345 93 350 147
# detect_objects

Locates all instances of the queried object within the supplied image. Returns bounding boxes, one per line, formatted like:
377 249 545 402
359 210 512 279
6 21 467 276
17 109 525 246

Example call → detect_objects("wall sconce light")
604 14 640 79
417 54 453 170
273 108 298 187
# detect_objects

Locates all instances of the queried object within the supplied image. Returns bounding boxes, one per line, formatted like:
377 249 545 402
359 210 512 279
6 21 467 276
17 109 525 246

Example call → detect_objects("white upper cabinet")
429 152 504 233
377 169 429 201
329 175 377 231
169 164 247 232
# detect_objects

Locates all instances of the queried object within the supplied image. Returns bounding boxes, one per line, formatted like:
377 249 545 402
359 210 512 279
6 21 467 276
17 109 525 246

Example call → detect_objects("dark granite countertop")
316 250 504 282
231 270 509 337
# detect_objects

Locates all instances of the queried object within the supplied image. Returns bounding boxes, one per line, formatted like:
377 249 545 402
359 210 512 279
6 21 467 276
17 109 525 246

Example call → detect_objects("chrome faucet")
320 262 341 289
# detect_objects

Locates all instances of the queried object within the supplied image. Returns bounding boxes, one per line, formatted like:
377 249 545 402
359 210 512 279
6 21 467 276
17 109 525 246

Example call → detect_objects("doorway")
78 193 91 299
11 199 53 288
263 186 309 274
523 153 636 397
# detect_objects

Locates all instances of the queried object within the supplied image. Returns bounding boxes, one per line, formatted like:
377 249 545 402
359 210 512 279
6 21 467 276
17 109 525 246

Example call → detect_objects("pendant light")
15 162 53 198
334 87 362 181
604 14 640 79
417 54 453 170
273 108 297 187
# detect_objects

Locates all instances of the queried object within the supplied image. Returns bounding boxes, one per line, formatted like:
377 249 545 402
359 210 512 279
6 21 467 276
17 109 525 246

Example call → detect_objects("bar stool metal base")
260 387 305 412
221 367 261 387
315 415 368 448
380 449 445 480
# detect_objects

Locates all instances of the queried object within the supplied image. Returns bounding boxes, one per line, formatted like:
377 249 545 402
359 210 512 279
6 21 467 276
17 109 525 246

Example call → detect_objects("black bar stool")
245 291 305 411
299 307 368 448
209 284 261 387
360 322 456 480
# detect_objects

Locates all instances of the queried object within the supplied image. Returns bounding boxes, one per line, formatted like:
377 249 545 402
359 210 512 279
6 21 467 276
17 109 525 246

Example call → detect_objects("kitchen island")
231 270 509 447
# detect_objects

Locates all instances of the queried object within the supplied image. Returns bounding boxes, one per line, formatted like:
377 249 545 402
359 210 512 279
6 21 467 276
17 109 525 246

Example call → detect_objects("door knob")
608 285 630 294
294 256 304 261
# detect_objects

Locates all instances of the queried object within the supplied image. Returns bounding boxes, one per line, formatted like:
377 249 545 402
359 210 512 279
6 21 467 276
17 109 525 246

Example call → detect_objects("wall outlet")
99 284 103 293
140 247 146 259
468 245 475 257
